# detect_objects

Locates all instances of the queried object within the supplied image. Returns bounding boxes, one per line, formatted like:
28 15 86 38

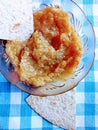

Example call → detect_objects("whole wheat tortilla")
0 0 34 41
26 89 75 130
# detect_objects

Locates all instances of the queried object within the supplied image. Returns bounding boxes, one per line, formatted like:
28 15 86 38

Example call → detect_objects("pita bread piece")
26 89 76 130
0 0 34 41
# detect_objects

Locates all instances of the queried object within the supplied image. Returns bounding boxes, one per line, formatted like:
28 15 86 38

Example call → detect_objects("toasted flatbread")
26 89 75 130
0 0 34 41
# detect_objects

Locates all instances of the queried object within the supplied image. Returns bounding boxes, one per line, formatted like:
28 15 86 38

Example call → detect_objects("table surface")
0 0 98 130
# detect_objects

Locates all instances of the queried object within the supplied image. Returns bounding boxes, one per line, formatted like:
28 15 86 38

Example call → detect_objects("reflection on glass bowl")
0 0 95 96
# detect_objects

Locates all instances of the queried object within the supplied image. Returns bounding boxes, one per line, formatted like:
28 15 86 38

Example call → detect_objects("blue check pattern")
0 0 98 129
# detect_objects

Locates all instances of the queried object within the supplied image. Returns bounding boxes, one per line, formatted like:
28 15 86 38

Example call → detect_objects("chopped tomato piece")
51 34 61 50
39 29 43 34
50 63 59 73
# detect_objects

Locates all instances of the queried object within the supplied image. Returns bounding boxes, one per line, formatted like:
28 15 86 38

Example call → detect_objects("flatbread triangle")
0 0 34 41
26 89 76 130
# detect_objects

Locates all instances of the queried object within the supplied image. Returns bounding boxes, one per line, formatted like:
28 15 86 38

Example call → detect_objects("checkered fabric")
0 0 98 129
75 0 98 129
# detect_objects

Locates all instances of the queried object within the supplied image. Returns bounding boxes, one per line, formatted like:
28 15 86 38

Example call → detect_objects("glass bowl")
0 0 95 96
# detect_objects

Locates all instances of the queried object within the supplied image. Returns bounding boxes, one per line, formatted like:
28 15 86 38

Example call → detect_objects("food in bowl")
6 6 83 87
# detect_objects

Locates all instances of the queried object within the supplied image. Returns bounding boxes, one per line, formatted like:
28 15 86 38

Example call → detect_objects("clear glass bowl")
0 0 95 96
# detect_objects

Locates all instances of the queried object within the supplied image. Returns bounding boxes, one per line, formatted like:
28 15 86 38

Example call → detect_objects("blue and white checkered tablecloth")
0 0 98 129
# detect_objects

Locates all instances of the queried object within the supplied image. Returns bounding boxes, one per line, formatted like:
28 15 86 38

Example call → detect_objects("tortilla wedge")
0 0 34 41
26 89 75 129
